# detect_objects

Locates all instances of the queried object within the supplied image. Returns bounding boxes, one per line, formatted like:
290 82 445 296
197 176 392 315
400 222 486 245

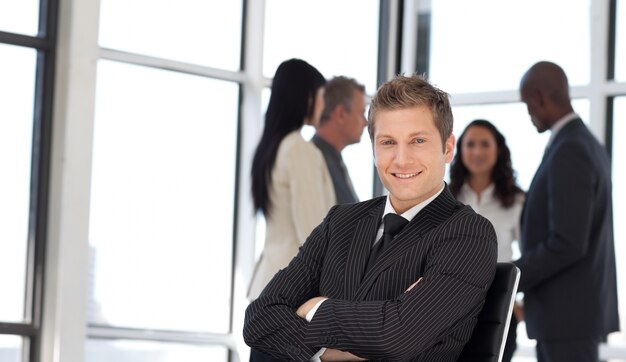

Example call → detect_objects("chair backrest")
457 262 520 362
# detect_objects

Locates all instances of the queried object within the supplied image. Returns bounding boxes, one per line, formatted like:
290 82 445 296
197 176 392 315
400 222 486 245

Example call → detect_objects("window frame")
0 0 58 360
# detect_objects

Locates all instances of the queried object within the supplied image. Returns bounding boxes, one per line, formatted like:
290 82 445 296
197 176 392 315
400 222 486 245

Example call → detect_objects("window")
616 0 625 81
0 0 39 35
429 0 590 93
0 0 56 360
85 339 229 362
98 0 243 70
263 0 379 202
0 43 36 324
86 1 244 359
89 60 237 334
0 335 24 362
263 0 380 95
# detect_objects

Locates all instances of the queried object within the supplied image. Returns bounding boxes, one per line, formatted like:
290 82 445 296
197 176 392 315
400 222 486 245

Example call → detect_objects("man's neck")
315 127 345 153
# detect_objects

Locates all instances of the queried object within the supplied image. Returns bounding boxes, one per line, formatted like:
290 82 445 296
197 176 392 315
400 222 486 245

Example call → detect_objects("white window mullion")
589 0 611 143
45 0 102 361
232 1 267 361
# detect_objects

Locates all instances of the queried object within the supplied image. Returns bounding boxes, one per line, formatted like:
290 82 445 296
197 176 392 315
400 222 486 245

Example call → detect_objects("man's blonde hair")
367 74 453 150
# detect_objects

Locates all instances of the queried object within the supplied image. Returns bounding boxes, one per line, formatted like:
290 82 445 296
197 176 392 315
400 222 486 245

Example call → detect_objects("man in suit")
312 76 368 204
514 61 619 362
244 74 497 361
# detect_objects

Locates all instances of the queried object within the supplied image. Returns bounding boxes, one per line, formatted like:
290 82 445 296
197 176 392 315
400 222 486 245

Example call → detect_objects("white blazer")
248 129 336 299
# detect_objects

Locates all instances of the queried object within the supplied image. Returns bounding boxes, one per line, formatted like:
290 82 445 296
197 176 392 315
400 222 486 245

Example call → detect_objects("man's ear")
334 105 347 123
444 134 455 163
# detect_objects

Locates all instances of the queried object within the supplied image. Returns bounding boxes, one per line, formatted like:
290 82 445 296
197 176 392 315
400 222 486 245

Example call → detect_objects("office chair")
458 262 520 362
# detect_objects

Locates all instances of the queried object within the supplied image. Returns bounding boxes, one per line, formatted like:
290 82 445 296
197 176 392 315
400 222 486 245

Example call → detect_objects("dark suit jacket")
514 118 619 340
312 135 359 204
244 187 497 361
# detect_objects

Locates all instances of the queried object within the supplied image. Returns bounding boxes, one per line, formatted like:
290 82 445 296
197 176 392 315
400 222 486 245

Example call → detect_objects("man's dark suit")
244 187 497 361
514 119 619 342
312 135 359 204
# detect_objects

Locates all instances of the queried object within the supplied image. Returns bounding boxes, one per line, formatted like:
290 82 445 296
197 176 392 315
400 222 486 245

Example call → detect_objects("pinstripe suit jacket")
244 187 497 361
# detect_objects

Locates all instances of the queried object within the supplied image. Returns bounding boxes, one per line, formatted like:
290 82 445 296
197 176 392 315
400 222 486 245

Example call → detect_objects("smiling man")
244 74 497 362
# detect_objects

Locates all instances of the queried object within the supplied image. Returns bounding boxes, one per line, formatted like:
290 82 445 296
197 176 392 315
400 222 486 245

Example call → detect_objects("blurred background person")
515 61 618 362
449 119 525 362
247 58 335 304
312 76 368 204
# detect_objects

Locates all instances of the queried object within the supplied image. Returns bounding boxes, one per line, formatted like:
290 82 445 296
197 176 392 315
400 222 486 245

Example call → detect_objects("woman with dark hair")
449 119 524 362
247 59 335 301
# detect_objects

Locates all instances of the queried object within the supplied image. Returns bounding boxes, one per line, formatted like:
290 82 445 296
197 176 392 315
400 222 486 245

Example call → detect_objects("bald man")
514 61 619 362
312 76 368 204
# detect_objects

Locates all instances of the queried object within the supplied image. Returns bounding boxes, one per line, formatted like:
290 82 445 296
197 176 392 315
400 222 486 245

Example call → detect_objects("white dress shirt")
457 183 524 262
546 112 578 149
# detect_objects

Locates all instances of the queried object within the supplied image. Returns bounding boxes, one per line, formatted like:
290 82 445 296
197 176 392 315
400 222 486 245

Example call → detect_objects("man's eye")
381 140 394 145
413 138 425 144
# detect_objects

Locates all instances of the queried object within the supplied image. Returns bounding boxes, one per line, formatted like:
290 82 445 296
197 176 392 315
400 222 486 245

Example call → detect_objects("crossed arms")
244 205 497 361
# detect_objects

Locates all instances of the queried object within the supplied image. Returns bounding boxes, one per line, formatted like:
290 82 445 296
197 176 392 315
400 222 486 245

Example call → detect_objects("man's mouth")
393 172 420 179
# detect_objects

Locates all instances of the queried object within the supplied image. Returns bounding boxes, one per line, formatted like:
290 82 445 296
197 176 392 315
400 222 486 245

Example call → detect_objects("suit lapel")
344 200 384 299
354 188 460 300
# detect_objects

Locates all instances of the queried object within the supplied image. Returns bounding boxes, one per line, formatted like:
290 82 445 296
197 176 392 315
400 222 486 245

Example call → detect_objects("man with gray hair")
312 76 368 204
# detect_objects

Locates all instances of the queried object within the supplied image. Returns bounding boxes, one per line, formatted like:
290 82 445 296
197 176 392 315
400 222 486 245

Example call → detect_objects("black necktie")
364 213 409 275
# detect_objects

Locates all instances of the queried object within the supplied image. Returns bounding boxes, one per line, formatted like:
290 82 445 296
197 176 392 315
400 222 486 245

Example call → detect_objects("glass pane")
0 0 39 35
0 44 36 323
610 97 626 347
89 60 237 333
99 0 243 70
616 0 626 81
0 335 24 362
343 132 375 202
263 0 379 95
85 339 227 362
429 0 590 93
449 99 589 191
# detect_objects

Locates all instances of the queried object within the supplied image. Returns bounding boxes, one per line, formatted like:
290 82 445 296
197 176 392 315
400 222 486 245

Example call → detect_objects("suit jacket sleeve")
303 213 497 361
243 206 338 361
514 141 597 291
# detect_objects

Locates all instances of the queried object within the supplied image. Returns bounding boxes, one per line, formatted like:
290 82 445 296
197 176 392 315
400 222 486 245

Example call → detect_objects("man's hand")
513 303 524 321
296 296 327 319
320 348 366 361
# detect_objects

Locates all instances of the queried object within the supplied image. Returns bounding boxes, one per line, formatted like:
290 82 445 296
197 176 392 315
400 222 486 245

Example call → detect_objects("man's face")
342 90 368 145
520 86 550 133
373 105 454 214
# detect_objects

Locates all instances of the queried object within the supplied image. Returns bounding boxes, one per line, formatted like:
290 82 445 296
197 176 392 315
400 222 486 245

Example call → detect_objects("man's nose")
395 145 414 165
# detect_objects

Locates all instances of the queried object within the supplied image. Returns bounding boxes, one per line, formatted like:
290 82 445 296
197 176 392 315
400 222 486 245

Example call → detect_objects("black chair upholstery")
458 262 520 362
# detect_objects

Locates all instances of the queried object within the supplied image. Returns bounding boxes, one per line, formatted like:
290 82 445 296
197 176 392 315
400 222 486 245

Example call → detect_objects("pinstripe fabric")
244 187 497 361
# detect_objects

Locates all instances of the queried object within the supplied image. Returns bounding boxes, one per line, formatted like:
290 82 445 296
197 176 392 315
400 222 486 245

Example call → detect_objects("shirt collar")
459 182 496 209
547 112 578 147
383 183 445 222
